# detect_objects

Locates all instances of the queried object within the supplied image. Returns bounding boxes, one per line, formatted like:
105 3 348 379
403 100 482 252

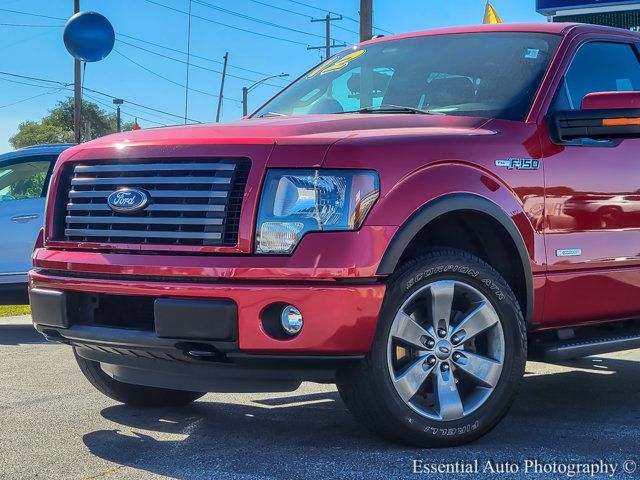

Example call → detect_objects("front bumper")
30 269 385 353
29 269 385 390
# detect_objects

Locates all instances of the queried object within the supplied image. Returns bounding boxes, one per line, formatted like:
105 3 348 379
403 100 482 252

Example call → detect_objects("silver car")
0 144 73 303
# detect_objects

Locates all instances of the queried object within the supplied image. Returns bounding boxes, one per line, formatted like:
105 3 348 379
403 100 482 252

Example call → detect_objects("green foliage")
9 97 137 149
9 171 47 199
8 120 74 148
0 305 30 317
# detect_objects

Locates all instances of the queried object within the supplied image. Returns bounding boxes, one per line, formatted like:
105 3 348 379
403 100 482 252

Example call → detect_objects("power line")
0 88 65 109
192 0 346 43
116 38 284 88
0 7 292 81
0 23 63 27
247 0 312 19
284 0 393 34
0 71 203 123
118 33 288 80
246 0 359 36
143 0 309 47
114 48 241 104
112 101 180 125
0 75 70 90
0 7 66 21
0 75 167 127
82 92 168 127
287 0 358 22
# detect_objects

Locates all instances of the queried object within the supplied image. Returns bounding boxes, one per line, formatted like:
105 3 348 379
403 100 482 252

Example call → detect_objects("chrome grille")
60 158 250 246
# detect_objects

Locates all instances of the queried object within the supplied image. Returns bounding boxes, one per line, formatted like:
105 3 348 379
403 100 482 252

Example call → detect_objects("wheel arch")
376 193 534 326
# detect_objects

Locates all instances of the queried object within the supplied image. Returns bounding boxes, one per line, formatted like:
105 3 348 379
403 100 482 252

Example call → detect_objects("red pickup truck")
29 23 640 447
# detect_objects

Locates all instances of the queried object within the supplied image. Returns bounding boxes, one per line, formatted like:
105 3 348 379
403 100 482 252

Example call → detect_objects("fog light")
280 305 303 336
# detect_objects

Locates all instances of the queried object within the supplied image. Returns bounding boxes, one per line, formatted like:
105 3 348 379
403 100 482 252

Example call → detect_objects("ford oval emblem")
107 188 150 213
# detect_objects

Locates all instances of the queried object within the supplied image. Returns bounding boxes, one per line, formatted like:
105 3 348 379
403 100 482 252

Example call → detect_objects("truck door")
542 40 640 326
0 157 53 285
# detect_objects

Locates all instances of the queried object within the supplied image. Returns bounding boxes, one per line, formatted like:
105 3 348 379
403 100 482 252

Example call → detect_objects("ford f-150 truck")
29 23 640 447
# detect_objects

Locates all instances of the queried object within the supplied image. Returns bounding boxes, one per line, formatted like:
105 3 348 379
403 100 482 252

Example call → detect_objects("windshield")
254 33 561 121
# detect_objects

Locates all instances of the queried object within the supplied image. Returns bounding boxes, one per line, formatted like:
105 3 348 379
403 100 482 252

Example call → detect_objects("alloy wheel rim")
386 280 505 422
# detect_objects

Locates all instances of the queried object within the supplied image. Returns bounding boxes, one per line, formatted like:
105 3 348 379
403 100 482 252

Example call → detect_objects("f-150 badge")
495 158 540 170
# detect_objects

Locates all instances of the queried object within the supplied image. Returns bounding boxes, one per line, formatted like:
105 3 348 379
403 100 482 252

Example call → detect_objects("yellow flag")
483 2 504 24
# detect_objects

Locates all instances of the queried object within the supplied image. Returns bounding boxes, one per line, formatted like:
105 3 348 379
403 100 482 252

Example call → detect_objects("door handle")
11 214 40 223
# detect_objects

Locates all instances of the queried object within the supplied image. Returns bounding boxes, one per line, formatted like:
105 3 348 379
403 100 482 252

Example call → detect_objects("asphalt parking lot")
1 315 639 480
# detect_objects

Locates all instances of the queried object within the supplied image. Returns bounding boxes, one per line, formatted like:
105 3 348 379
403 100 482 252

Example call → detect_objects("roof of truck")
361 22 640 46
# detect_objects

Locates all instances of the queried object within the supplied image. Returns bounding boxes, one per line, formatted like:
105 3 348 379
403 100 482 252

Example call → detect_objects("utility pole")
215 52 228 123
360 0 373 42
184 0 193 124
113 98 123 132
73 0 81 144
307 14 346 60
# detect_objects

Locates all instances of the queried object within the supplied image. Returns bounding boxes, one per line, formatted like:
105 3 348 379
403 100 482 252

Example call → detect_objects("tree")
9 97 136 149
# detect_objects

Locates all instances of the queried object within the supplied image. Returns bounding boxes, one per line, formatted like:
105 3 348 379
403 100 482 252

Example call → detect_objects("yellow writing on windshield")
307 49 366 78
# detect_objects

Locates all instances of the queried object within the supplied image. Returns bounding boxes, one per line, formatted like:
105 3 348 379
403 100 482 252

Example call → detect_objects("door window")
558 42 640 110
0 160 51 202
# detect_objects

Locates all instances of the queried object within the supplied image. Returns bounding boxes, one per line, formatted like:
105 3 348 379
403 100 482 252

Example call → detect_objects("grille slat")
74 163 236 173
71 176 232 186
69 190 228 199
65 216 224 226
58 158 250 247
67 203 226 212
65 229 223 240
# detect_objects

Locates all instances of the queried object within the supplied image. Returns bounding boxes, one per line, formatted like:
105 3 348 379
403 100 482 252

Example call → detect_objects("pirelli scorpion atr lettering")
30 23 640 448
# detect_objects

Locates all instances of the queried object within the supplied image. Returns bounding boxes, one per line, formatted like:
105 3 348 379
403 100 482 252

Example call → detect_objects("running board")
530 323 640 362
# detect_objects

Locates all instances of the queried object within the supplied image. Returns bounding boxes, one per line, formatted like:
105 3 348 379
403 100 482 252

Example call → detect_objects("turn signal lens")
602 117 640 126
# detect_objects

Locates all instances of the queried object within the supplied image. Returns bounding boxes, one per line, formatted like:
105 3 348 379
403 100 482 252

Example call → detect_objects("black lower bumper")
30 288 363 392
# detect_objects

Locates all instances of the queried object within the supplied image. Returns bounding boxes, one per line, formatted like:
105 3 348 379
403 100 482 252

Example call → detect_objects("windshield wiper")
339 104 442 115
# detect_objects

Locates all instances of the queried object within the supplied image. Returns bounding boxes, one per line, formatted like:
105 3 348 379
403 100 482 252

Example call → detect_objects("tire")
337 249 526 447
74 349 205 408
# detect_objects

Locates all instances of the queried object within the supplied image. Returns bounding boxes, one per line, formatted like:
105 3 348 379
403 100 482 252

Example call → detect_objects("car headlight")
256 169 379 254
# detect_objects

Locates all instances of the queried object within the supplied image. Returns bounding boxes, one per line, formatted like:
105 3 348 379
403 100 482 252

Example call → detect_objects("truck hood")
80 114 493 148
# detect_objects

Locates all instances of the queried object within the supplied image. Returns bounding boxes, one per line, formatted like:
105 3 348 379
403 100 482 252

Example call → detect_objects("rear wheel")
337 249 526 447
74 349 205 408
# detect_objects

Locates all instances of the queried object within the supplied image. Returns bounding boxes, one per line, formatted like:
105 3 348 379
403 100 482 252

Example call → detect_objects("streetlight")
113 98 124 132
242 73 289 117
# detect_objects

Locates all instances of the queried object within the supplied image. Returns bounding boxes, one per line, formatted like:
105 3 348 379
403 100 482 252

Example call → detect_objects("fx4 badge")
495 158 540 170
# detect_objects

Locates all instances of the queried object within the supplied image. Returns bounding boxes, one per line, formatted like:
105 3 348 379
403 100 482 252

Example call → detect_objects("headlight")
256 169 379 254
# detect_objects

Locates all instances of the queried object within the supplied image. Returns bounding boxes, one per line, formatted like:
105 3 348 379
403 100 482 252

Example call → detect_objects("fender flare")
376 193 534 325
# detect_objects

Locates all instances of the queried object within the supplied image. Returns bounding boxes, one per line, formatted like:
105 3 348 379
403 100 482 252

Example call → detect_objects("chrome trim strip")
66 216 223 226
66 204 225 212
74 163 236 173
71 177 232 185
69 190 228 199
64 229 222 240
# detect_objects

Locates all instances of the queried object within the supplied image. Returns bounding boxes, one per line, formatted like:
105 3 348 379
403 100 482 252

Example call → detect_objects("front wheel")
74 349 205 408
337 249 526 447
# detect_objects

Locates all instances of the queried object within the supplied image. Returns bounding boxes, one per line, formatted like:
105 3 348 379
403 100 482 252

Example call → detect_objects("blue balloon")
63 12 115 62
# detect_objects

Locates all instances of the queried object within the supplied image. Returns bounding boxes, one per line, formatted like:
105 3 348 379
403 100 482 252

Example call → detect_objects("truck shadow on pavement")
0 323 49 346
82 356 640 480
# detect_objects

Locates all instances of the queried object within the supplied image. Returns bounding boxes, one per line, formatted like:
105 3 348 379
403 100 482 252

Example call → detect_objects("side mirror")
552 91 640 142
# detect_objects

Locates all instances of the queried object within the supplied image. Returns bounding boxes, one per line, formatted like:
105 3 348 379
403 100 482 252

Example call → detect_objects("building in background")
537 0 640 30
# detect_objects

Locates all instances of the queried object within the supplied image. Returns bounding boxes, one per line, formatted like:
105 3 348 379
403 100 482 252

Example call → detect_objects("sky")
0 0 544 151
